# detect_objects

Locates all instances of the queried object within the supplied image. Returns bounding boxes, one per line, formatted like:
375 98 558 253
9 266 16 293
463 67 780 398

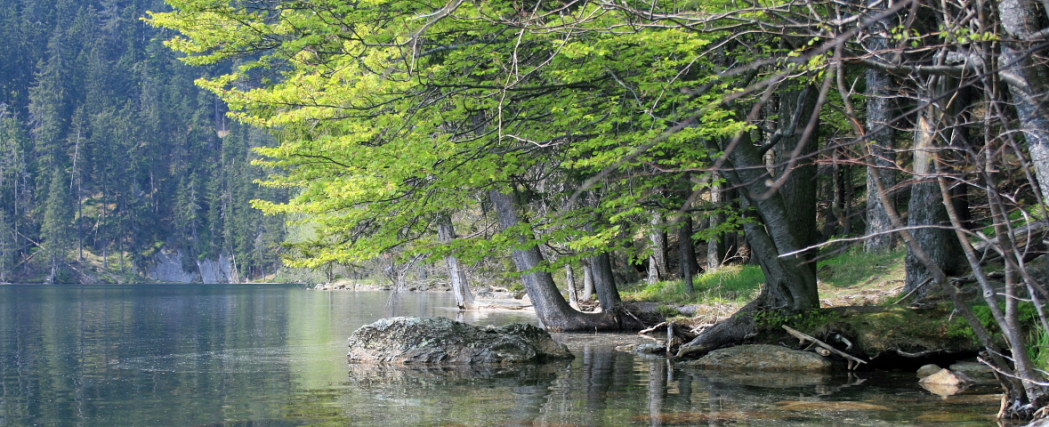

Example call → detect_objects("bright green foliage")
148 0 773 268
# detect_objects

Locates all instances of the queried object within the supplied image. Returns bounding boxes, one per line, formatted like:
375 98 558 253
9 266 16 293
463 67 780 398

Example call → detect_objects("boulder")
919 368 974 396
918 367 973 388
347 317 572 364
949 361 996 383
635 343 667 355
917 364 942 379
681 344 833 371
919 368 974 386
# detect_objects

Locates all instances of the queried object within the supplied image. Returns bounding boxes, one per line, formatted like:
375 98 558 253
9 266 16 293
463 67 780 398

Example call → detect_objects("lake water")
0 284 1003 426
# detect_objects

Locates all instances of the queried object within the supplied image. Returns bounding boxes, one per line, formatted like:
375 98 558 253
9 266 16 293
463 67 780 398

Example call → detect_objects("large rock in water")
682 344 833 371
347 317 573 364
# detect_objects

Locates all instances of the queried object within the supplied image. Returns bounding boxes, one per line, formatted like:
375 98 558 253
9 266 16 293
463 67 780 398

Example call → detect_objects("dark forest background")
0 0 287 283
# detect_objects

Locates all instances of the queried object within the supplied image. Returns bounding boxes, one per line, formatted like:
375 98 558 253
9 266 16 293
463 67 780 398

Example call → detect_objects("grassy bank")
620 247 907 309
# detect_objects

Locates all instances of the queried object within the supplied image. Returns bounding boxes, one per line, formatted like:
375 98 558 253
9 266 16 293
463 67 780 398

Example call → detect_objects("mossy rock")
754 306 983 360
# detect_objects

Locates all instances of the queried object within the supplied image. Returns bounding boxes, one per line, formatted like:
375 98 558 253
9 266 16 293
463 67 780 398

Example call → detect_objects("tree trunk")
582 262 594 301
998 0 1049 205
589 251 621 311
991 0 1049 413
566 264 579 310
437 214 475 310
707 182 725 270
904 86 963 300
647 255 659 285
681 127 820 357
775 85 820 277
584 196 624 310
863 29 898 253
649 211 669 280
678 214 696 294
488 189 623 331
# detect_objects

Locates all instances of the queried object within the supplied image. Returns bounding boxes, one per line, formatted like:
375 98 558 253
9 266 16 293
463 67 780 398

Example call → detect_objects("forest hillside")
0 0 286 283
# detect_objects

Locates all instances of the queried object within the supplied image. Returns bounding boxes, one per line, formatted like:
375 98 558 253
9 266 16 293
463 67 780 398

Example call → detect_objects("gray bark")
583 197 623 310
589 251 621 311
649 211 669 280
775 85 820 277
566 264 579 310
726 131 820 310
680 129 821 358
994 0 1049 410
863 9 898 253
582 263 594 301
646 255 659 284
707 182 725 270
678 214 696 294
998 0 1049 205
488 189 621 331
904 88 963 300
437 214 475 310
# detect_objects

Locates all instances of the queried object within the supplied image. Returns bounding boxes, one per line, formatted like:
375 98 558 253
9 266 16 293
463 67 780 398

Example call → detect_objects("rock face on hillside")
146 248 238 283
347 317 573 364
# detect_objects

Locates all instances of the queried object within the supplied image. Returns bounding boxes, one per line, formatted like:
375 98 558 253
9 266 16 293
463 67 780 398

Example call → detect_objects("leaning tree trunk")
584 195 624 311
437 214 475 310
589 251 621 311
488 189 625 331
680 123 821 358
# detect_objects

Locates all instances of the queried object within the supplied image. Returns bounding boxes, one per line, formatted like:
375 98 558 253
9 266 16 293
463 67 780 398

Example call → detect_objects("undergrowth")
621 264 764 304
817 247 905 289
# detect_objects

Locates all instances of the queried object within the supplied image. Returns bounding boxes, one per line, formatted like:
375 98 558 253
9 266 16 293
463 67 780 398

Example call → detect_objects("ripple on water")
112 347 291 373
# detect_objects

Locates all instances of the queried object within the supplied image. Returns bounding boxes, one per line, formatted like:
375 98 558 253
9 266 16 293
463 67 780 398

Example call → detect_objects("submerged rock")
682 344 833 371
347 317 572 364
919 368 974 396
635 343 667 355
917 364 942 379
920 368 974 386
949 361 996 383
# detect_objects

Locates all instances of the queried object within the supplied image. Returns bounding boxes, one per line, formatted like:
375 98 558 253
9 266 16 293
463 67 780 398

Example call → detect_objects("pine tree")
41 169 72 283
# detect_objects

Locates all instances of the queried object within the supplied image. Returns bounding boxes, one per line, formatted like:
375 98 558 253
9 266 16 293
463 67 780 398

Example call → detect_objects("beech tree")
150 0 743 330
153 0 1049 419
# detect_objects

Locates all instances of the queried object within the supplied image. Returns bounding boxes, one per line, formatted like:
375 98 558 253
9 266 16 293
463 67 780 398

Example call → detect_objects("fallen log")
783 325 868 370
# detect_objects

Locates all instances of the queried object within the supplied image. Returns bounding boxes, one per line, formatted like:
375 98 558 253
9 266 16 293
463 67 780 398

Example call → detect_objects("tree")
150 0 729 329
437 213 475 310
151 0 1049 418
41 169 72 283
861 1 898 253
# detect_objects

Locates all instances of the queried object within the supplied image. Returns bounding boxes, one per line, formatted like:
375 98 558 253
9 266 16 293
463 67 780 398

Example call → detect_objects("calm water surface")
0 284 1002 426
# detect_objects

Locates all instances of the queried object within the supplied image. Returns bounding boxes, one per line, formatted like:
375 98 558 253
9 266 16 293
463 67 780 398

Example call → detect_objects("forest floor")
620 246 909 328
618 247 998 363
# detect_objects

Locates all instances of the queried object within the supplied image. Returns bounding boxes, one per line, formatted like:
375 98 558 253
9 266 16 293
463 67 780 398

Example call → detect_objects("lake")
0 284 1002 426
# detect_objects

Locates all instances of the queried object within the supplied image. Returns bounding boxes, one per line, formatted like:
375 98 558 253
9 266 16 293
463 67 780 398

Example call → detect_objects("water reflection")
0 285 1005 427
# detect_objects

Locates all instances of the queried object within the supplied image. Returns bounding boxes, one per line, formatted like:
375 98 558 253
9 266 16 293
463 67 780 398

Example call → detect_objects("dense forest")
0 0 286 283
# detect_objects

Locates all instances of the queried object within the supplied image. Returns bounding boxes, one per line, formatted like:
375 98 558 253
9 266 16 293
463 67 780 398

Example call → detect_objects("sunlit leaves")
151 0 769 266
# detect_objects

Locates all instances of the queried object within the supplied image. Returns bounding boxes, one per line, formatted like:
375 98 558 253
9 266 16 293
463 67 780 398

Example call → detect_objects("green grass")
1029 325 1049 372
622 264 764 305
817 247 905 289
620 246 909 307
